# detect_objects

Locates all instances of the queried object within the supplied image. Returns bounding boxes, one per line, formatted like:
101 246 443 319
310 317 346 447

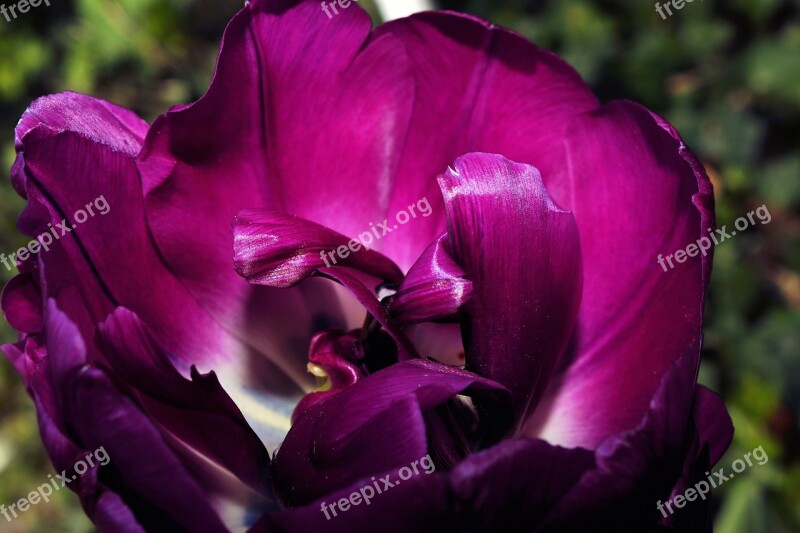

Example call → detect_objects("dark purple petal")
253 464 453 533
233 209 403 287
375 11 599 268
528 101 715 449
539 353 715 531
273 359 511 506
390 232 473 324
96 307 273 496
89 491 146 533
1 272 43 333
71 368 229 532
692 386 734 467
438 153 582 423
7 300 232 531
256 438 593 532
658 387 732 531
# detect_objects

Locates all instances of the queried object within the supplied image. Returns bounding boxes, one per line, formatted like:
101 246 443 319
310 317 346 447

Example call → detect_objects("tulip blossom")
2 0 732 531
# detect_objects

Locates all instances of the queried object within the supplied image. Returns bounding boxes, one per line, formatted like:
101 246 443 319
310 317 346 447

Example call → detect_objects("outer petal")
691 386 734 466
10 92 303 446
71 368 230 532
256 438 593 532
375 11 599 267
438 153 582 423
528 101 716 449
1 272 43 333
11 91 146 196
13 92 227 371
96 307 273 497
5 301 230 532
540 354 731 532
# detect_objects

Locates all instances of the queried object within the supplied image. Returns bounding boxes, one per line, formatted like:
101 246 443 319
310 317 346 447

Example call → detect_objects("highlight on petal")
390 232 473 324
233 209 403 287
438 153 582 424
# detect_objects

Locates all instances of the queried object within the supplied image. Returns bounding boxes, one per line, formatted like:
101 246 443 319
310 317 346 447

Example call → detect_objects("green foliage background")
0 0 798 530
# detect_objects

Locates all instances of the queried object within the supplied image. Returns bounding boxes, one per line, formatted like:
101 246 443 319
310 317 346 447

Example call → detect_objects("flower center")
291 322 398 423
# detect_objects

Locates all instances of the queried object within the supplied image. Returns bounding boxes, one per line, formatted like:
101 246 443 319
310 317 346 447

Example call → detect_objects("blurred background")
0 0 798 531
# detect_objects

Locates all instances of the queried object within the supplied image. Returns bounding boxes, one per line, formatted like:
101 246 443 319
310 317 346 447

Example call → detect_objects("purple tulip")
2 0 732 531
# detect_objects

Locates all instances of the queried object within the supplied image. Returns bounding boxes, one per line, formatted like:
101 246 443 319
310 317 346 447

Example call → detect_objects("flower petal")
96 307 273 496
1 272 43 333
438 153 582 423
528 101 715 449
138 0 414 382
692 386 734 467
256 437 593 532
7 300 232 531
375 11 599 267
539 353 725 531
13 92 229 371
10 92 309 446
233 209 403 287
390 232 473 324
272 359 512 506
71 367 230 532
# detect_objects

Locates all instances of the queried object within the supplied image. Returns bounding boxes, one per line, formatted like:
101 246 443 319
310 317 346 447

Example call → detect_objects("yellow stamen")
307 363 332 392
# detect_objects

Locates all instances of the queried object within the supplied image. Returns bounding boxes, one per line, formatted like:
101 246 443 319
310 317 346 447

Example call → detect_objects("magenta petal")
12 92 229 371
233 209 403 287
438 153 582 422
273 359 511 506
539 353 728 531
529 101 715 449
139 0 414 362
12 91 314 441
375 11 599 268
390 232 473 324
12 90 146 195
